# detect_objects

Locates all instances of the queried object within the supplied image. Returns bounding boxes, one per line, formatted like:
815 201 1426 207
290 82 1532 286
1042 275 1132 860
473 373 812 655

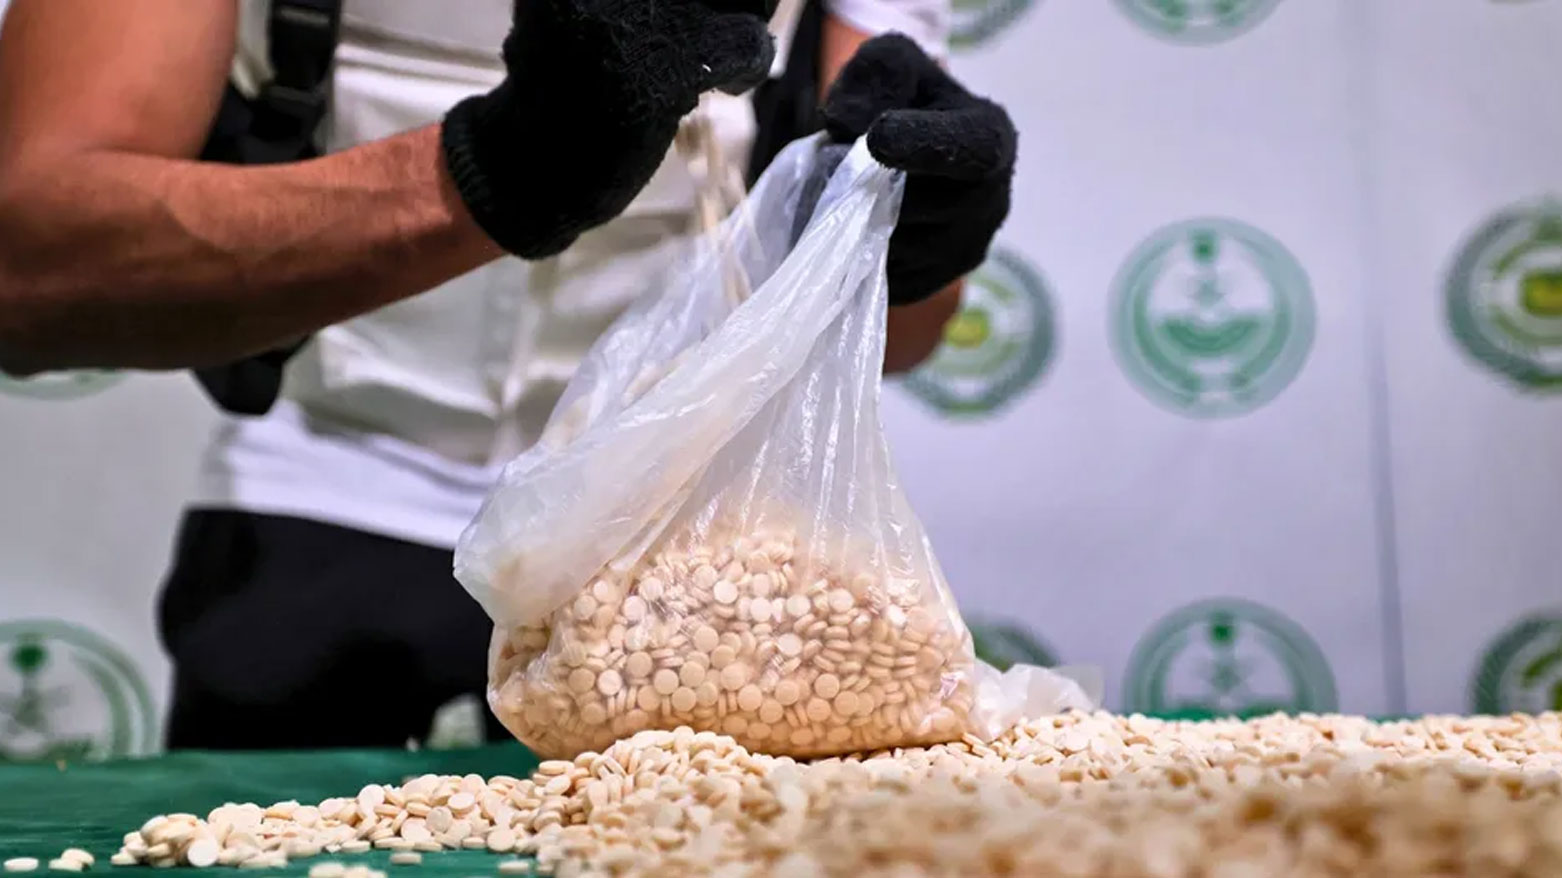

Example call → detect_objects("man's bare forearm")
0 125 501 374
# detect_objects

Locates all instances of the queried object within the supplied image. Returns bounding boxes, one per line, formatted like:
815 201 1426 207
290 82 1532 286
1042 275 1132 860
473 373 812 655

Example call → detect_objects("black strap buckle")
258 0 342 134
254 81 329 133
192 0 343 417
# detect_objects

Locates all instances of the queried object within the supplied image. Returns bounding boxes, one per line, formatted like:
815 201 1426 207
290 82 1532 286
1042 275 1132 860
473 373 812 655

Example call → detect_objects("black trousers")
156 509 508 749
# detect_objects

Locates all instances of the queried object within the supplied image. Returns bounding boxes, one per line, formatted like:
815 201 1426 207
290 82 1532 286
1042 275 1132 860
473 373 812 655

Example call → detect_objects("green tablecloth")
0 745 540 876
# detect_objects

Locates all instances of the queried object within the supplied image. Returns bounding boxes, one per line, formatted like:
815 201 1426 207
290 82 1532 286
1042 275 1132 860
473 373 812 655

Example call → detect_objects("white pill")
749 599 773 623
670 687 698 713
566 668 596 694
486 828 517 853
388 853 421 866
5 859 39 873
692 626 720 652
621 596 648 622
309 864 346 878
737 685 764 712
589 579 618 603
184 840 219 868
719 663 750 691
107 855 135 869
775 679 803 706
596 669 624 697
498 862 532 876
46 862 81 874
814 673 842 699
678 662 706 688
357 786 385 813
652 668 680 696
625 652 654 679
400 819 431 844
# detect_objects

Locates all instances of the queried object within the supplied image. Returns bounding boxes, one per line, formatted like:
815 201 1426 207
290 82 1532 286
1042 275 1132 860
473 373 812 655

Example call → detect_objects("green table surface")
0 745 541 877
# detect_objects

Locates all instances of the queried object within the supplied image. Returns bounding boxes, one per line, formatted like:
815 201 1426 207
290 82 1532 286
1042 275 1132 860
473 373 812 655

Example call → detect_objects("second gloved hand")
442 0 777 260
822 34 1016 306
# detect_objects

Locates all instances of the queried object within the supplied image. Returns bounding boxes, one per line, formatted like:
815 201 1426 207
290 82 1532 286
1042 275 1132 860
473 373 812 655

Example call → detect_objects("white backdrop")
2 0 1560 760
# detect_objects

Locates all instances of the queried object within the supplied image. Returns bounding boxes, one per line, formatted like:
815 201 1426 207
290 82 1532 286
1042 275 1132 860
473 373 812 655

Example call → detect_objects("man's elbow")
0 312 64 379
0 243 72 376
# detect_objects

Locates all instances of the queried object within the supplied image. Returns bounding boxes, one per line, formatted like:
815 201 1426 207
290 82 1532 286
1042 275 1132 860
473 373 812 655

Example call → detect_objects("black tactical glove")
821 33 1015 305
442 0 777 259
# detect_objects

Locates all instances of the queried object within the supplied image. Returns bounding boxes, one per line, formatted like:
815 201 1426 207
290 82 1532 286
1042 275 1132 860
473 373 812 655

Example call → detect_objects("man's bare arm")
0 0 499 374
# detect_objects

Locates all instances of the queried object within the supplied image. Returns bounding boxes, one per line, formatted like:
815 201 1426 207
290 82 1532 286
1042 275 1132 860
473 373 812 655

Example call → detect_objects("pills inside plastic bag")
489 526 977 759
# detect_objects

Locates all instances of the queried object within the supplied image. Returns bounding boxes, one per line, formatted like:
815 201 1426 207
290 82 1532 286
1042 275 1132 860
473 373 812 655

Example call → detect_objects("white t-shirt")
194 0 950 550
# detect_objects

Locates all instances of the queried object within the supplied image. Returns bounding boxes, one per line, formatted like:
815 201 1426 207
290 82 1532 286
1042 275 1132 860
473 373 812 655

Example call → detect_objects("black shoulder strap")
202 0 344 166
747 0 826 187
194 0 343 415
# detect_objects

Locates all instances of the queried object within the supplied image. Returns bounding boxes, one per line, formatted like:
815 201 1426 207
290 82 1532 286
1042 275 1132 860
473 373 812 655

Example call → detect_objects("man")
0 0 1015 748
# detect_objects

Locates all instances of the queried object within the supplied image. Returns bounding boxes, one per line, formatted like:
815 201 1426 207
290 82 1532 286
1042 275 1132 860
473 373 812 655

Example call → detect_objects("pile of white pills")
78 712 1562 877
489 528 976 758
106 772 542 869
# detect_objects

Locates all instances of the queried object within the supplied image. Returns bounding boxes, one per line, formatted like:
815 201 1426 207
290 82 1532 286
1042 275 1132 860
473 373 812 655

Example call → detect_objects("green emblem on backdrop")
1111 218 1313 417
0 370 122 401
1472 615 1562 714
902 246 1055 417
950 0 1037 49
1124 598 1337 719
1446 199 1562 390
968 619 1059 671
1114 0 1284 45
0 620 156 762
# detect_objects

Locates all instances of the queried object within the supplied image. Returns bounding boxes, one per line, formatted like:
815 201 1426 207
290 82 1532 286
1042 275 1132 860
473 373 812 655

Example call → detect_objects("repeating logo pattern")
1111 218 1313 417
1446 198 1562 390
950 0 1037 49
1124 598 1337 719
902 246 1056 417
0 620 156 762
1472 615 1562 714
0 371 122 401
1114 0 1285 45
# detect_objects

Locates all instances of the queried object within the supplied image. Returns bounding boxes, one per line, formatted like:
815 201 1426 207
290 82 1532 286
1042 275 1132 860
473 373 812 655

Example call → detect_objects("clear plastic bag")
454 136 1094 759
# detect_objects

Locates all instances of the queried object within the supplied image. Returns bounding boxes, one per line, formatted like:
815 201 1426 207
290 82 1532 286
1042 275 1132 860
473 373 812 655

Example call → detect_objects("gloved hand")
442 0 777 259
821 34 1016 305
